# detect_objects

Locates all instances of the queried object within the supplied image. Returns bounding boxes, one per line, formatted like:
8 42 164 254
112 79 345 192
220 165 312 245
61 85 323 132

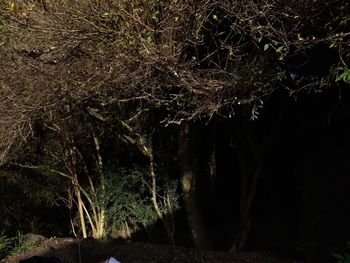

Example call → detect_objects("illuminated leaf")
336 68 350 84
276 46 284 53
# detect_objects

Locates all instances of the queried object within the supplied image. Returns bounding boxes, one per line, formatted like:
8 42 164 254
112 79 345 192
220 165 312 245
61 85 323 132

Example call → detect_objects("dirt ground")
1 234 296 263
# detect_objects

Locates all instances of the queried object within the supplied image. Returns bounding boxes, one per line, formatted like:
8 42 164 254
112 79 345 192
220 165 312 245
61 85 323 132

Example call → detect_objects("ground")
1 234 296 263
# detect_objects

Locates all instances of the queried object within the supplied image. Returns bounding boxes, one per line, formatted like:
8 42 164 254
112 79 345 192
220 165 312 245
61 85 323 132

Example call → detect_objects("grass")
0 231 37 259
9 231 37 256
0 232 10 259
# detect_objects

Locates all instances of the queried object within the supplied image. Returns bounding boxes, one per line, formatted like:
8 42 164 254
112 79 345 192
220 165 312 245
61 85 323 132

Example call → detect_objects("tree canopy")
1 0 349 163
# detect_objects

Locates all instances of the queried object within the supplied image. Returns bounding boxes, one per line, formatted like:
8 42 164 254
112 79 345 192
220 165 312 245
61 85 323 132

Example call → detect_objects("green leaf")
264 44 270 51
146 35 152 44
133 8 143 13
276 46 284 53
336 68 350 84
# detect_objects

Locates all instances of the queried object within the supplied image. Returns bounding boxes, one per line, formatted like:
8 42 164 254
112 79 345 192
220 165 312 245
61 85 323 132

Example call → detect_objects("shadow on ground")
1 235 295 263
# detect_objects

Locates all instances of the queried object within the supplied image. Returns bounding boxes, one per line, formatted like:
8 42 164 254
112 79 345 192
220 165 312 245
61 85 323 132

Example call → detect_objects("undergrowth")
0 232 37 259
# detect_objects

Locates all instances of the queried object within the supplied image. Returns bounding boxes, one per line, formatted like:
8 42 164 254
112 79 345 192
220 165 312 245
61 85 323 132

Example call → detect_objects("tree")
1 0 349 248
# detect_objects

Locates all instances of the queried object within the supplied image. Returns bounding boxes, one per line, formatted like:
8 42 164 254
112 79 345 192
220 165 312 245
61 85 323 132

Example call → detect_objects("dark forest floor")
0 234 297 263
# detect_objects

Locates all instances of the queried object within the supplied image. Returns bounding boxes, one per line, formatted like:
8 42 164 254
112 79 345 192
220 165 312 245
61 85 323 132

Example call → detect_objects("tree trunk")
178 123 212 250
93 134 106 239
75 184 88 238
230 102 284 251
69 146 88 238
230 116 263 251
232 158 262 251
148 137 175 245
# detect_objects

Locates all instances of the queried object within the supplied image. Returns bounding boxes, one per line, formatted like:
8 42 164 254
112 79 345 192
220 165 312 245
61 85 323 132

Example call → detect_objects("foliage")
0 232 37 259
0 232 10 259
0 0 350 247
0 169 67 237
103 167 180 236
0 0 349 163
8 232 34 256
337 67 350 84
333 241 350 263
334 253 350 263
104 168 156 232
